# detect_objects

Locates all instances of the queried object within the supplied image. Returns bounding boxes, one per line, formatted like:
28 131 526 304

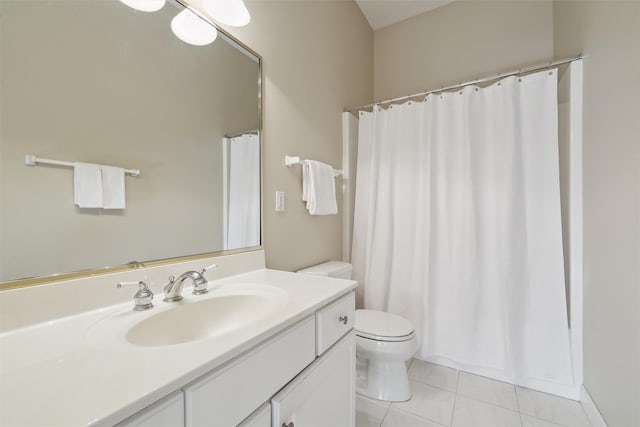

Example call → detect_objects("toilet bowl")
355 309 417 401
296 261 417 403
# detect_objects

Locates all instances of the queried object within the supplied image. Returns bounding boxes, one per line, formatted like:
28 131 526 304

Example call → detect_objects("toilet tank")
296 261 352 280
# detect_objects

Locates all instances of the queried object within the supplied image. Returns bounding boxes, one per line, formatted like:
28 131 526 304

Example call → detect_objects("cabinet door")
184 316 316 427
239 403 271 427
116 391 184 427
272 331 355 427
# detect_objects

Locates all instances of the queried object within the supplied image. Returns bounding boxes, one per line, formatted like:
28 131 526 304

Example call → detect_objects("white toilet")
297 261 418 402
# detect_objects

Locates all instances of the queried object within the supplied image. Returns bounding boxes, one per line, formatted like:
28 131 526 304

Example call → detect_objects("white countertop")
0 269 356 426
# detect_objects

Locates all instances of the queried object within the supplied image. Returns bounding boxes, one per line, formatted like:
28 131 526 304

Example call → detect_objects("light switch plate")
275 191 285 212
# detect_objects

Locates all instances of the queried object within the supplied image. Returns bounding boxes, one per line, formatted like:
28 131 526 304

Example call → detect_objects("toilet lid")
355 309 415 340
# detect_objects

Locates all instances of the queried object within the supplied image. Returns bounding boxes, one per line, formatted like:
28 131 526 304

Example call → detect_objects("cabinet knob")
339 315 348 324
282 422 294 427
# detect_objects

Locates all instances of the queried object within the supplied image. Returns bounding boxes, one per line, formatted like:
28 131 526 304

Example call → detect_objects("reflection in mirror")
0 0 261 284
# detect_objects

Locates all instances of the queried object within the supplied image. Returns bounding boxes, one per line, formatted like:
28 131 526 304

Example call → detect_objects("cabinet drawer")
184 316 315 427
116 391 184 427
315 292 355 355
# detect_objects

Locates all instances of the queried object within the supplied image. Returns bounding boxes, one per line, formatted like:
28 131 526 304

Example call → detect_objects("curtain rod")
224 129 259 139
345 55 583 113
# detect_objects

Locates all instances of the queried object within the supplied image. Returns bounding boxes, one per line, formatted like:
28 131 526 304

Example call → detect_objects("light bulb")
119 0 166 12
171 9 218 46
203 0 250 27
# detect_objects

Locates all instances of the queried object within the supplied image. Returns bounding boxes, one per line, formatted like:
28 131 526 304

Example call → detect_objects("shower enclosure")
342 59 583 399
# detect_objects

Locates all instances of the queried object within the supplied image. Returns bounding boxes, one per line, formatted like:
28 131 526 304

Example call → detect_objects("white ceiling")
355 0 455 30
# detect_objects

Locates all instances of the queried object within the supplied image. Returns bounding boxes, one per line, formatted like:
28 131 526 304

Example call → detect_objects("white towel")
102 166 126 209
74 162 103 208
303 160 338 215
302 162 310 202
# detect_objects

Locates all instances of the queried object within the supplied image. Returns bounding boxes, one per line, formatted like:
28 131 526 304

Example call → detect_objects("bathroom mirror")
0 0 262 286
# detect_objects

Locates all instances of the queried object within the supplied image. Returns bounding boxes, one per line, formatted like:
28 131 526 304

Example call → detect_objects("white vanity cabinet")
239 403 271 427
272 331 355 427
0 261 359 427
119 291 355 427
116 391 184 427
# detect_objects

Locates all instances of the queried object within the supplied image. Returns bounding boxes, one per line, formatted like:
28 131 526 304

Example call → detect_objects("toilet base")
356 356 412 402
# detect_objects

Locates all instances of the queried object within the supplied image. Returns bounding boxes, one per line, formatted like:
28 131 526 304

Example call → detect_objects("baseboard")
581 385 607 427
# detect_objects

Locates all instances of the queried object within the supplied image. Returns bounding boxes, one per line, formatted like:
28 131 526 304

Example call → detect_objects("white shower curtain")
222 134 260 250
352 69 577 397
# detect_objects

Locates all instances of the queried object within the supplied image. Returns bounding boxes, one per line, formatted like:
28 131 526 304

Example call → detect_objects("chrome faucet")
117 280 154 311
163 264 217 302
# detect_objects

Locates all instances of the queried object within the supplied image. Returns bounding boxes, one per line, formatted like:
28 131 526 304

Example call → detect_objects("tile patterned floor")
356 359 594 427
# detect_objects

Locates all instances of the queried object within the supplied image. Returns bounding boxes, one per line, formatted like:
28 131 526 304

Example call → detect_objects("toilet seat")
355 309 415 342
356 330 415 342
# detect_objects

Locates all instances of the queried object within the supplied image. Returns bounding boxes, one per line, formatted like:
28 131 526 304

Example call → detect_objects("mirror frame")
0 0 263 291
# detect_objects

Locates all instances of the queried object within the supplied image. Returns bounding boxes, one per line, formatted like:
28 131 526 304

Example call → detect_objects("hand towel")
302 162 310 202
74 162 103 208
304 160 338 215
101 165 126 209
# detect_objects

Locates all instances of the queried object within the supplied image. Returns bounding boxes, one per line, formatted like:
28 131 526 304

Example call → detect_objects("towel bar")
25 155 141 176
285 155 343 177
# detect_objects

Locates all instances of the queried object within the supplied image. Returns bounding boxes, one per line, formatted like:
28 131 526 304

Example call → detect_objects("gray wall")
0 1 259 280
192 0 373 271
554 2 640 426
373 0 554 101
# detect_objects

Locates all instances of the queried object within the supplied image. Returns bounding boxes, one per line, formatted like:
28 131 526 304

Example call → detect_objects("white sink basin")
86 283 288 349
128 294 276 346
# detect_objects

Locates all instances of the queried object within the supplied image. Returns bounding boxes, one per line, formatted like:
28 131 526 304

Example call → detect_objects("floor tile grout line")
407 359 459 393
414 362 528 417
515 388 592 426
521 414 574 427
410 359 522 399
355 394 391 426
520 393 594 426
448 369 461 427
455 392 523 415
403 377 458 424
515 384 524 427
408 377 458 394
378 401 391 427
385 405 449 427
454 385 521 414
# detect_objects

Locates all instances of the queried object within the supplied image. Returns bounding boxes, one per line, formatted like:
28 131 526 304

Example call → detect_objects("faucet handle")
193 264 216 295
117 281 154 311
199 264 217 275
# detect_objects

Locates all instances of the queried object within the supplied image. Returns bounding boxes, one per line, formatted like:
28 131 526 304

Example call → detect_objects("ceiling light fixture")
171 9 218 46
119 0 166 13
203 0 251 27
